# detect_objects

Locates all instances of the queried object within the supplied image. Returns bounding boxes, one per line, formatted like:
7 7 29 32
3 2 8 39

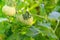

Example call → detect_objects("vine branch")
54 20 59 33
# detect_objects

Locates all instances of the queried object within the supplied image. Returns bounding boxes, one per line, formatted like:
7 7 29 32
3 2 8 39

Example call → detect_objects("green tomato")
17 14 34 26
2 5 16 16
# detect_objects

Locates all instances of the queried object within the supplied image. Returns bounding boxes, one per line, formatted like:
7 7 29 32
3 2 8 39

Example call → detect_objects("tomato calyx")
22 11 32 20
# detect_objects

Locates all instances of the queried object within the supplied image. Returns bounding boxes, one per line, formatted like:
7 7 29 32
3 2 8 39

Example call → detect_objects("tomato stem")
29 3 39 11
54 20 59 33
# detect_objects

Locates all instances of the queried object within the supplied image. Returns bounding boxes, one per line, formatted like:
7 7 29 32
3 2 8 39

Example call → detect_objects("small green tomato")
2 5 16 16
17 13 34 25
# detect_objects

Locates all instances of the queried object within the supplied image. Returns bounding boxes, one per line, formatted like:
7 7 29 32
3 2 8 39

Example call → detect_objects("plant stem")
33 14 45 19
29 3 39 11
54 20 59 33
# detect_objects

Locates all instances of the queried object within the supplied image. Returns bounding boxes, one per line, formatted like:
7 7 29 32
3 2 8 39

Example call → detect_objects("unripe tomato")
2 5 16 16
17 14 34 26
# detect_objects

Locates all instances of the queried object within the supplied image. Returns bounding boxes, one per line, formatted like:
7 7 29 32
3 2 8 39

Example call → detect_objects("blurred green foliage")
0 0 60 40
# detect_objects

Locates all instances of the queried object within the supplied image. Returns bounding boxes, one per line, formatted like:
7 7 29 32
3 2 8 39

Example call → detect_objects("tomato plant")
0 0 60 40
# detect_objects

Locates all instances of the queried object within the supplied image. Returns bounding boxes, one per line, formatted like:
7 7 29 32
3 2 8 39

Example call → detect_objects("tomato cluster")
2 5 34 25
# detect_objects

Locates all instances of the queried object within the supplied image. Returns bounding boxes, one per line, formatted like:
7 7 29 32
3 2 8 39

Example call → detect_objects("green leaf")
35 22 58 40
